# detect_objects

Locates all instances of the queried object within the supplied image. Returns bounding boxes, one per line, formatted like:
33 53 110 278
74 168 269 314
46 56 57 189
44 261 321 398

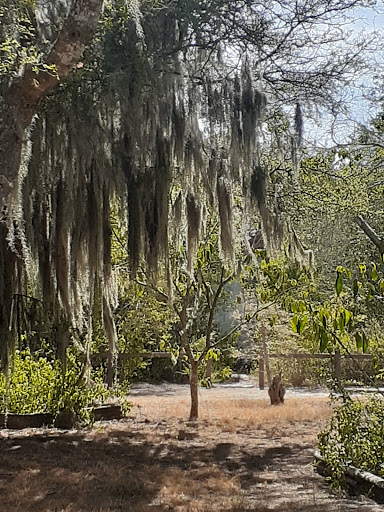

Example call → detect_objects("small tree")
136 224 256 420
172 243 239 420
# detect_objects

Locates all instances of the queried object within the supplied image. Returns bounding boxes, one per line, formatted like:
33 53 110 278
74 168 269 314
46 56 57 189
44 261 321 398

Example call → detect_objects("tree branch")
0 0 104 204
354 215 384 255
134 279 169 301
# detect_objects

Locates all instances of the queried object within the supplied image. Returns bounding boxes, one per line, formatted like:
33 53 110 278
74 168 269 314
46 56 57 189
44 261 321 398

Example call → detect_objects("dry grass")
1 387 382 512
130 394 331 430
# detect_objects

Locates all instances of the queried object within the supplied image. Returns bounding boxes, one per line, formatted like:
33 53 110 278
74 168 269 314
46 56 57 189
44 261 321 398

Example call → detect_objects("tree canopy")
0 0 380 364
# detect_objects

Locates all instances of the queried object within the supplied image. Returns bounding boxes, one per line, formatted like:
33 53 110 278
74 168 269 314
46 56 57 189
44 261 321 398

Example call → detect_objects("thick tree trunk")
0 0 104 206
0 0 104 361
189 360 199 421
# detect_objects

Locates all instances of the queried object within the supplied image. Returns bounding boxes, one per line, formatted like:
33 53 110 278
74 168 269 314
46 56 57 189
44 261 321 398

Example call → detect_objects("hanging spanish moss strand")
186 193 201 274
217 176 234 262
295 102 304 147
0 8 270 363
171 191 183 244
291 102 304 181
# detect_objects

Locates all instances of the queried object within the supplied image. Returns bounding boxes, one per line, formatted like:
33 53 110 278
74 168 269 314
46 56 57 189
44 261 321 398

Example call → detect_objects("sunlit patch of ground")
0 384 382 512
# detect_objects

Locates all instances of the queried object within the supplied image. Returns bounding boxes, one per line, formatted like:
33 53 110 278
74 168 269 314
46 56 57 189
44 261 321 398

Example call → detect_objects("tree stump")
268 375 285 405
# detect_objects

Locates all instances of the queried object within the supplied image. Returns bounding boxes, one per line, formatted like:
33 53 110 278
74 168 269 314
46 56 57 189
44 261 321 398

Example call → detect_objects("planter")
0 404 123 430
315 450 384 504
93 404 123 421
0 412 54 429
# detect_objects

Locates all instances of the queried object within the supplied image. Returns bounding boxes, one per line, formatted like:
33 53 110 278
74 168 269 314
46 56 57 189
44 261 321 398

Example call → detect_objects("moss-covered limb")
0 0 104 206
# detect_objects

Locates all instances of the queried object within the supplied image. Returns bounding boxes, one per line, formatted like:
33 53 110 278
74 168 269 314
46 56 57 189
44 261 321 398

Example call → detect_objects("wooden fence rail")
259 350 373 390
91 352 172 361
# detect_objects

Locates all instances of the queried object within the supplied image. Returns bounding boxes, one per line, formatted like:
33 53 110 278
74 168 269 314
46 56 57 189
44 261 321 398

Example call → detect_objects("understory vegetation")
0 347 129 423
318 392 384 488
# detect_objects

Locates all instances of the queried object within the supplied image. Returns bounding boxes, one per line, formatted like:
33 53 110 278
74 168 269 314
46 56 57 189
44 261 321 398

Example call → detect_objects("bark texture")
189 360 199 421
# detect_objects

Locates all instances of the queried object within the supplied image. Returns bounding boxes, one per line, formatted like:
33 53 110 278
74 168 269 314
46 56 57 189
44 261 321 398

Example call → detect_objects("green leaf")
372 262 378 281
335 272 343 296
298 316 308 334
368 283 376 299
355 332 363 351
268 314 278 327
344 309 352 326
319 330 328 352
291 315 299 334
206 348 218 361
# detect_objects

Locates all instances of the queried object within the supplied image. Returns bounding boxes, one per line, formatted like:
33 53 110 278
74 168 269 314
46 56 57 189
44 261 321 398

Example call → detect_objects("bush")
0 348 129 424
318 392 384 488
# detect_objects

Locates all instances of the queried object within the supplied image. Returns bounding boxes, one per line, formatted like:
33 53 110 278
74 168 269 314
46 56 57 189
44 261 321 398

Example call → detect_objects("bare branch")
354 215 384 255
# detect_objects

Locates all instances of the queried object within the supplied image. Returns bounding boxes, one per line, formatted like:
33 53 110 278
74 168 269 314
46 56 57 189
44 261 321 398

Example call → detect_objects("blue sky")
307 2 384 147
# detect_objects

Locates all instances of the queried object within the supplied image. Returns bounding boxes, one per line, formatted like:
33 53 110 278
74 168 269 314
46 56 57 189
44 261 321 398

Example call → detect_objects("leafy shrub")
0 348 129 423
318 392 384 487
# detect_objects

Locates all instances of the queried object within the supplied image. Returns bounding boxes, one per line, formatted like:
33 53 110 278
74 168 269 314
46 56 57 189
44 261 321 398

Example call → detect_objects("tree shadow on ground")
0 419 377 512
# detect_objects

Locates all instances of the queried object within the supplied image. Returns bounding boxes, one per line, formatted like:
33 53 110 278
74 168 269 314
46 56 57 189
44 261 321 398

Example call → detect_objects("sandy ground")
0 379 383 511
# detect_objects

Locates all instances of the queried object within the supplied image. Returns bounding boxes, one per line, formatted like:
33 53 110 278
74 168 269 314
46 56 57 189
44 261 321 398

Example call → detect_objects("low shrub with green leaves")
318 392 384 487
0 348 129 424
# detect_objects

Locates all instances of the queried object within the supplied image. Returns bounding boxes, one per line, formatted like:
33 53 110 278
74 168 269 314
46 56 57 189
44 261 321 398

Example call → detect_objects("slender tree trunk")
268 375 286 405
189 359 199 421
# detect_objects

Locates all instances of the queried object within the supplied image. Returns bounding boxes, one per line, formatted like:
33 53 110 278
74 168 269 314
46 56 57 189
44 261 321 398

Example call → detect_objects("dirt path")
0 381 383 511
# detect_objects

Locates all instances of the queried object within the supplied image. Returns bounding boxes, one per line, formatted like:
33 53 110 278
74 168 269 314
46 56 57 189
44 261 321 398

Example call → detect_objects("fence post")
259 357 265 390
334 349 341 380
